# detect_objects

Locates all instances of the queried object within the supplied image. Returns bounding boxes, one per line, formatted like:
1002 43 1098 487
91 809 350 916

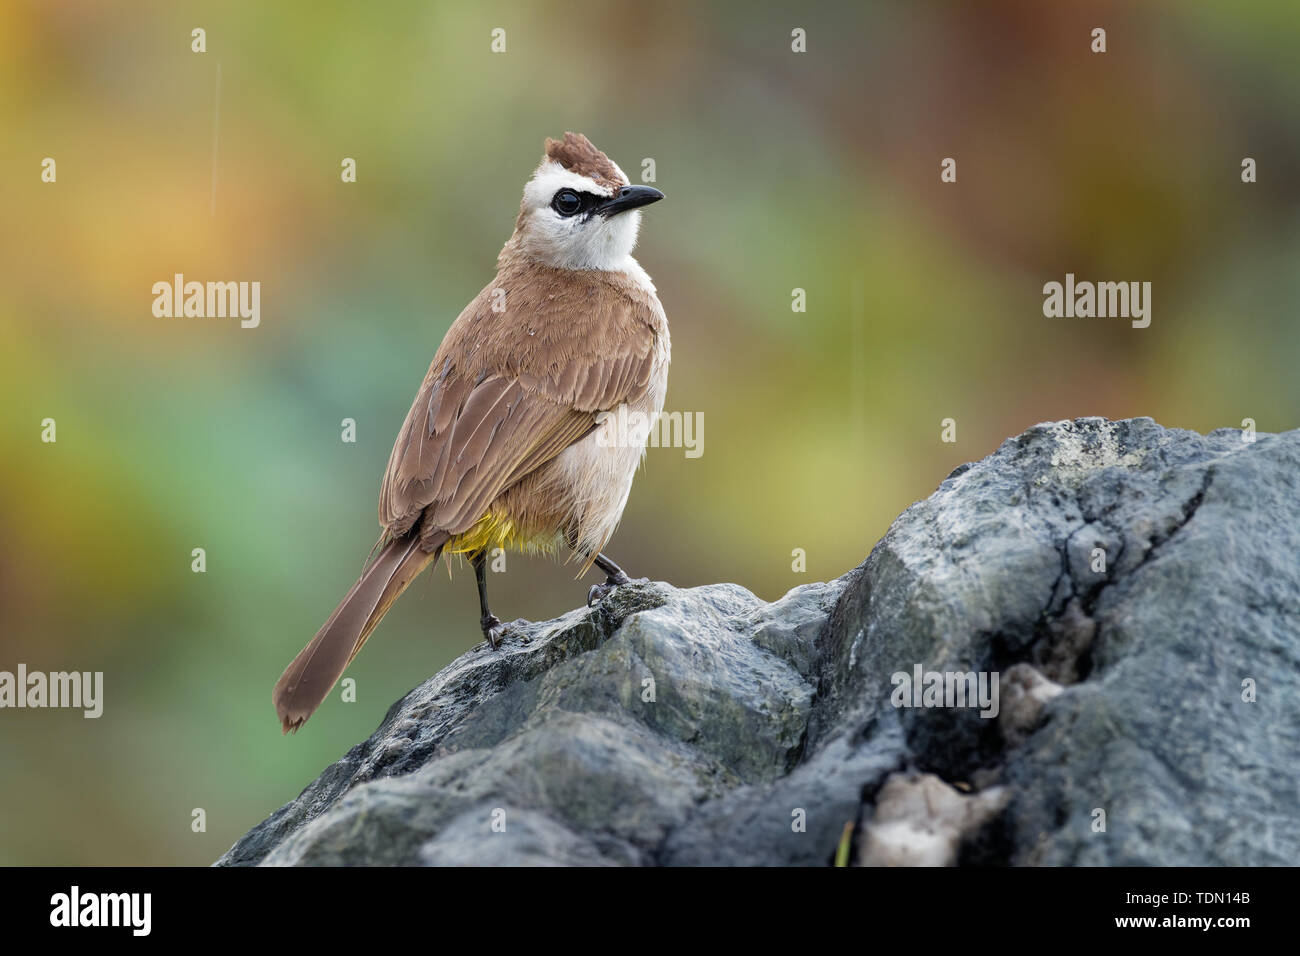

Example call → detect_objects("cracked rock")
217 418 1300 866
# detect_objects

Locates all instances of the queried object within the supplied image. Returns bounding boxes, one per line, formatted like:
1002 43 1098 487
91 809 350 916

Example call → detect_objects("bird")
273 132 669 734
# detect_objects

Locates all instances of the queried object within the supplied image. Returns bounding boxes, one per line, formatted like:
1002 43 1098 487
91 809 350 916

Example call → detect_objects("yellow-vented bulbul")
273 133 668 733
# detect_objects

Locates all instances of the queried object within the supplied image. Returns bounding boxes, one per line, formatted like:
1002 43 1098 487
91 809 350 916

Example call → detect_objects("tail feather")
273 533 446 734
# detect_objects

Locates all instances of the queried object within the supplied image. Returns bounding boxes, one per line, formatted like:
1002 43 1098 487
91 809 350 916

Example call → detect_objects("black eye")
551 189 583 217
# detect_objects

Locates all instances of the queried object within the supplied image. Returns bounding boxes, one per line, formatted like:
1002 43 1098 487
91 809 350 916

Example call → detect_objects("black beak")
597 185 664 217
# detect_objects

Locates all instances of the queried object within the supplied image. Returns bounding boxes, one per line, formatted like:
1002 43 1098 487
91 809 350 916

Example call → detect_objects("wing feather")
377 263 661 542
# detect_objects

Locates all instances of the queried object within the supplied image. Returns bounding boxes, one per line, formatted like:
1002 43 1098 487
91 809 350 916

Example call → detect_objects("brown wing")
378 266 659 540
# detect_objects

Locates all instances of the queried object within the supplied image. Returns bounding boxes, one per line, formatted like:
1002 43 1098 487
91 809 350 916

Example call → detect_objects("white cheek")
525 209 642 271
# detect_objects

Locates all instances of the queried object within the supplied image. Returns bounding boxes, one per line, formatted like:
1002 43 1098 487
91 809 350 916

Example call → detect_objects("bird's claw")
481 614 506 650
587 572 632 607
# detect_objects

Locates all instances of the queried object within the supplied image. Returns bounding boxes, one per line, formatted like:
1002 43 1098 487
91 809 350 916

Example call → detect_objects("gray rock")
218 417 1300 866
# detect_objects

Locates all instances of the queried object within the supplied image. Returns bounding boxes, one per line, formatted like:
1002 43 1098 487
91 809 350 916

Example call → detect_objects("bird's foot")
587 571 632 607
480 616 534 649
481 614 507 650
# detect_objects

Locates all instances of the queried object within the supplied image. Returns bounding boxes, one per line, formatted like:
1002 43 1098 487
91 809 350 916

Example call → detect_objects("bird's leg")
472 551 506 649
587 552 634 607
593 551 632 585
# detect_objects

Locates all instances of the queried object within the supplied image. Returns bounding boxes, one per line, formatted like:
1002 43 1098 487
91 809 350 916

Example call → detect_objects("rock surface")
218 418 1300 866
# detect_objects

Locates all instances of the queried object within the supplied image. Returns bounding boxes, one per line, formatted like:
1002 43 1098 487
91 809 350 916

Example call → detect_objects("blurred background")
2 0 1298 864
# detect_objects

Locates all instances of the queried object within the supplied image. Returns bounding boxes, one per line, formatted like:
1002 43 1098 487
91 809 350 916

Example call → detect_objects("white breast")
556 326 669 558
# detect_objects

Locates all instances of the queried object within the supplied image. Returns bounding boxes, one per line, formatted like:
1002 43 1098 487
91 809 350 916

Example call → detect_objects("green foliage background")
2 0 1298 864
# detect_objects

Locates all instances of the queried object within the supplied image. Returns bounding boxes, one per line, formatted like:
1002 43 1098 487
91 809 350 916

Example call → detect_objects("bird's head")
508 132 664 271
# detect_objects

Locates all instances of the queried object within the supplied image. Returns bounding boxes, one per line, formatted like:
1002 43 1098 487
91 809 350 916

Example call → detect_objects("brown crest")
544 132 627 190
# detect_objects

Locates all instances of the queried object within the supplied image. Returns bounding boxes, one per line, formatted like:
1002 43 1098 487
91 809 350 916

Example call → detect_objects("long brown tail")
273 532 446 733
